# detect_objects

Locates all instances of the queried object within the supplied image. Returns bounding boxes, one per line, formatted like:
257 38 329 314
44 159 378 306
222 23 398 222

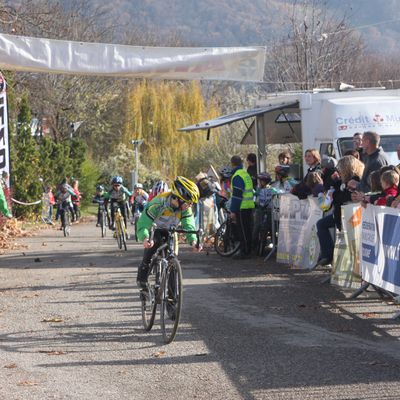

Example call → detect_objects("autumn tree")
124 80 220 179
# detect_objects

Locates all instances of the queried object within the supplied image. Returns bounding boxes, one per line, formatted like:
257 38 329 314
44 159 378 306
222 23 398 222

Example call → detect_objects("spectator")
344 149 360 160
252 172 274 252
230 155 255 259
278 151 292 165
397 144 400 168
303 148 322 182
349 131 389 197
321 155 338 189
0 182 12 218
246 153 258 189
315 155 364 267
352 132 364 161
46 185 56 225
374 170 399 206
362 165 400 205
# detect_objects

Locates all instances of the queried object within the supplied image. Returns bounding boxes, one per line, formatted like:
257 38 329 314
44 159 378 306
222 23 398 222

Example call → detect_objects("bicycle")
256 207 273 257
214 209 240 257
140 224 202 344
114 207 127 251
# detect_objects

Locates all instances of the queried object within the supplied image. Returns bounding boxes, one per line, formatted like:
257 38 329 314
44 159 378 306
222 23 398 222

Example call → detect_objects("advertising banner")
361 205 400 295
0 90 9 181
331 204 363 288
277 194 322 269
0 33 266 82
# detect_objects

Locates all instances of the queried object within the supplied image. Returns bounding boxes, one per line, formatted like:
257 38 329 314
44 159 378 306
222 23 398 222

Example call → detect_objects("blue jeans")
316 214 335 261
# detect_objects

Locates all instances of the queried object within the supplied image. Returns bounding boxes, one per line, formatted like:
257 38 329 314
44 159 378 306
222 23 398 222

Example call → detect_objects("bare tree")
265 0 364 91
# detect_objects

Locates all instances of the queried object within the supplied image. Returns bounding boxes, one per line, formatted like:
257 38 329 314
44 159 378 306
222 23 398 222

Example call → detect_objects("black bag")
197 177 218 199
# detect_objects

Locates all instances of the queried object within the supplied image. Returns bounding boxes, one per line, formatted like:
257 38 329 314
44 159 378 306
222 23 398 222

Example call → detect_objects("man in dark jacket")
246 153 258 189
348 131 389 199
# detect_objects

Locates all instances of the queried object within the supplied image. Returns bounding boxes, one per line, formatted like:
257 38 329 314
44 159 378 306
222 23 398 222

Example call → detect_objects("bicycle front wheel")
100 212 106 237
160 257 183 344
214 221 240 257
116 219 123 249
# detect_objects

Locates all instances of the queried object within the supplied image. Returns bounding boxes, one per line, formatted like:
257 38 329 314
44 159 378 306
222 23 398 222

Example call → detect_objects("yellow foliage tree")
124 80 219 179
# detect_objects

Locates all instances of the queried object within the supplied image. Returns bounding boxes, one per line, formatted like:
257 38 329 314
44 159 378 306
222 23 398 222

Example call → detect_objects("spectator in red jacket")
375 170 399 206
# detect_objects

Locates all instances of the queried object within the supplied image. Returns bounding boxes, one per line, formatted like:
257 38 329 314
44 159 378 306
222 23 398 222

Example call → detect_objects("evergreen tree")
12 97 42 218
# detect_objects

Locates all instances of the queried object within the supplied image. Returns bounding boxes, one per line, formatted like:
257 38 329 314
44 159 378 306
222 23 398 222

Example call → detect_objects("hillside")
88 0 400 53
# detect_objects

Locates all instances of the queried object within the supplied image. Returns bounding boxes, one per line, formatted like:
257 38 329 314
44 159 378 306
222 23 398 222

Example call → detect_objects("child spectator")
374 170 399 206
252 172 275 254
46 185 56 225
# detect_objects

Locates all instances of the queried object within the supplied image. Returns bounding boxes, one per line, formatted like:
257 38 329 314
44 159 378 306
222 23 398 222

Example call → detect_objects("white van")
241 89 400 175
179 88 400 176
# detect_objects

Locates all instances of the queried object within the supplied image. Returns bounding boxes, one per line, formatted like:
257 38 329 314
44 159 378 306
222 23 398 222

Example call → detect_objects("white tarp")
0 33 266 82
276 194 322 269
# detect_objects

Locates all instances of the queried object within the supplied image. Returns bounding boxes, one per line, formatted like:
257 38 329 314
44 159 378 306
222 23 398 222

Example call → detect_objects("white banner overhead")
0 33 266 82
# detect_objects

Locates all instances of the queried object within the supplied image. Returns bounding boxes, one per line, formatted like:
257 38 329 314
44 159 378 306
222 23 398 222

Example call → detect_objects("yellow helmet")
171 176 200 204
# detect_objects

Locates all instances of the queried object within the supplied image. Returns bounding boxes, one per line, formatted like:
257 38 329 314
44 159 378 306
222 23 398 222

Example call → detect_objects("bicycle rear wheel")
141 261 158 331
160 257 182 344
214 220 240 256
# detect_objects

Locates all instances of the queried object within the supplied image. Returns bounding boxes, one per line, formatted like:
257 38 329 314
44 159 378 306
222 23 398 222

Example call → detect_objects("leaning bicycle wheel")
63 210 71 237
214 220 240 256
160 257 183 344
141 261 158 331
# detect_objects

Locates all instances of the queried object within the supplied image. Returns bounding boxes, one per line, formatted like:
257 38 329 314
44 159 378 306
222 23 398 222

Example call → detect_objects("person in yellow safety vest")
229 155 255 259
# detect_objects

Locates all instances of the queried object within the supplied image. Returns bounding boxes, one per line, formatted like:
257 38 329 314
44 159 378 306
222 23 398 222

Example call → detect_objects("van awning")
178 101 299 131
178 101 299 140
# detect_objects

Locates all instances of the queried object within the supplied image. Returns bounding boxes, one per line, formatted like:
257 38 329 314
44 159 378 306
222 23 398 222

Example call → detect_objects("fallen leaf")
34 257 41 262
41 317 63 323
41 242 47 246
153 351 166 358
22 294 39 298
38 350 66 355
362 312 377 318
17 381 39 386
297 304 306 308
4 363 17 369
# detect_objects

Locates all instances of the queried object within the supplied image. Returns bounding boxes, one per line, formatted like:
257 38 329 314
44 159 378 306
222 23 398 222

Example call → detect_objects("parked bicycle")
140 224 202 344
214 201 240 256
114 207 127 251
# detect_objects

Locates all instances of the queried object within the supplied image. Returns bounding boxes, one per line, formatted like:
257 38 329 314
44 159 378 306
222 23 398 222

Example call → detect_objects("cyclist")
57 184 76 229
136 176 201 289
148 180 169 201
104 176 132 231
92 184 109 227
130 183 149 222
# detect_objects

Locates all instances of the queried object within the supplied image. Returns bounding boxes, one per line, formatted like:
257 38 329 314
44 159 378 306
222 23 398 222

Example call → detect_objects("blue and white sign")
361 205 400 295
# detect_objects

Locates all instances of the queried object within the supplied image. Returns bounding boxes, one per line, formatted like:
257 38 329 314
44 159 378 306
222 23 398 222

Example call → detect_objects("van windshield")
338 135 400 165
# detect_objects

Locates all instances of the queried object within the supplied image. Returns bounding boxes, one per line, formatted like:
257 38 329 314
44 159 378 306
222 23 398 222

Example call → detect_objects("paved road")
1 221 400 400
